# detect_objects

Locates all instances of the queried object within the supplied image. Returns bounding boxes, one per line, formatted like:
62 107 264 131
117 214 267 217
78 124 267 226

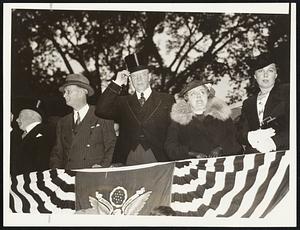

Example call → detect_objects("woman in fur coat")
165 80 242 160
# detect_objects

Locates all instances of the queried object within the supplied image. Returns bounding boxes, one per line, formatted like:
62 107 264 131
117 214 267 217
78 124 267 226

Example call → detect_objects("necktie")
73 111 81 133
22 130 27 139
139 92 146 107
75 111 81 126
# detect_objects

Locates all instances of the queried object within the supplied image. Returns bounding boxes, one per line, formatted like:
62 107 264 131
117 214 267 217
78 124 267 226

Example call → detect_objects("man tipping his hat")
237 52 289 153
96 52 175 166
50 74 116 170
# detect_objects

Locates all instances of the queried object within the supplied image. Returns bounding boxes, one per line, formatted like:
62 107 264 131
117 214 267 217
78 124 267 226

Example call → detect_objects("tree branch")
48 36 74 74
165 18 258 91
59 29 90 74
174 33 205 74
168 31 195 70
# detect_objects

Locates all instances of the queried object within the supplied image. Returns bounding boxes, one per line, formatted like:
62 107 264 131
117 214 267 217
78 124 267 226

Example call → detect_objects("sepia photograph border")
3 2 297 227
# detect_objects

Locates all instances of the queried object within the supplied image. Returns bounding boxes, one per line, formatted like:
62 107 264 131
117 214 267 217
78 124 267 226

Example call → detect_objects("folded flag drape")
9 150 290 218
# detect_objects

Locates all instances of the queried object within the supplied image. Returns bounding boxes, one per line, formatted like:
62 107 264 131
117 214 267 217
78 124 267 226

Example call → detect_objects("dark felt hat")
59 73 94 96
179 79 215 97
124 52 148 73
250 52 277 71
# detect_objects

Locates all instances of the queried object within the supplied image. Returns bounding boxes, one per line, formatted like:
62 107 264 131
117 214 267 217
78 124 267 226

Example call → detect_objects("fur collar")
170 97 232 125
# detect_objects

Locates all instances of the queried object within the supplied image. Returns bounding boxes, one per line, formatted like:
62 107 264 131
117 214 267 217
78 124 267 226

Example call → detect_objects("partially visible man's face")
63 85 86 109
130 69 150 93
254 63 277 90
16 110 30 131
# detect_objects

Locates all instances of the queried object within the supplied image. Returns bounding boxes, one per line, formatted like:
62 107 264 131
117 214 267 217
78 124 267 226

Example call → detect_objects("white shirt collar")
136 87 152 101
74 104 89 122
25 121 41 133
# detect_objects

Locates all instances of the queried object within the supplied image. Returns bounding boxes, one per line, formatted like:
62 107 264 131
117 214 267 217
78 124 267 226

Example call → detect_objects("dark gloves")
209 146 223 158
110 163 124 167
188 152 208 159
188 146 223 159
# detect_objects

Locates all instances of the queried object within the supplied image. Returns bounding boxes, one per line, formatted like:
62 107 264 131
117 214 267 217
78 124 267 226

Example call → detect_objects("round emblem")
109 186 127 208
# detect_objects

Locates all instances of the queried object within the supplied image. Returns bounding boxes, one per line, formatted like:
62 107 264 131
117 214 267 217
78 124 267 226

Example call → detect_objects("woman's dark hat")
124 52 148 73
179 79 215 97
59 74 94 96
250 52 277 71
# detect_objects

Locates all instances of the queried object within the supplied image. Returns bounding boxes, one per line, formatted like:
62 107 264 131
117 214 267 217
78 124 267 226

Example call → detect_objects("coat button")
86 144 90 147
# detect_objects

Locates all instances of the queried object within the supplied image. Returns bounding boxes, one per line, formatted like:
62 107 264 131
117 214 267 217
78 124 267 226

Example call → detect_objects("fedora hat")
124 52 148 73
59 74 94 96
179 79 215 98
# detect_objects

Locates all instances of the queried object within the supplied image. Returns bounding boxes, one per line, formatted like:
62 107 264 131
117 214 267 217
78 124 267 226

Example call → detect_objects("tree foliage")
11 9 289 108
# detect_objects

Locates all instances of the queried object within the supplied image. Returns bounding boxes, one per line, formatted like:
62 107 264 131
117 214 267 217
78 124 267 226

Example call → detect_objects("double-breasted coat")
95 82 175 165
49 105 116 170
237 84 290 153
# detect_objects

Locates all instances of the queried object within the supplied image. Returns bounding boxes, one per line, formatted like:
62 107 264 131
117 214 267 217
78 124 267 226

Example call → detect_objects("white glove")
248 128 276 150
254 137 277 153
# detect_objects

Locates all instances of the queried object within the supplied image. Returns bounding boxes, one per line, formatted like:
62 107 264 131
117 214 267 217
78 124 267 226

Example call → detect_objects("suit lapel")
141 91 162 122
22 124 40 142
128 93 141 113
127 94 143 124
248 94 260 128
71 106 95 143
263 87 280 118
127 91 161 123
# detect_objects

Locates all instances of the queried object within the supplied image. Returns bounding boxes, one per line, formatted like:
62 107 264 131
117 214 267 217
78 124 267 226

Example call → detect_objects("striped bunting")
170 150 289 218
9 151 289 217
9 169 76 213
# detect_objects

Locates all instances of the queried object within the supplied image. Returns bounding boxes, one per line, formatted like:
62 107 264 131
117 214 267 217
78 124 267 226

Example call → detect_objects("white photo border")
3 2 297 227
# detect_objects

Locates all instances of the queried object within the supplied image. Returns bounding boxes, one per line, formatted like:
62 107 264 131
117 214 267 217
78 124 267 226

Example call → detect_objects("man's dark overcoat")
12 123 53 175
95 82 174 165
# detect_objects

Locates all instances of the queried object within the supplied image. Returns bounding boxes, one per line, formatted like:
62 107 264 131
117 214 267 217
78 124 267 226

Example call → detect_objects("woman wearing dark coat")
236 52 289 153
165 80 241 160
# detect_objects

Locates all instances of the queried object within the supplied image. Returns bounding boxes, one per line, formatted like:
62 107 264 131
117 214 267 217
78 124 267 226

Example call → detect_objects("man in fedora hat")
11 99 54 175
96 52 175 166
50 73 116 170
237 52 289 153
